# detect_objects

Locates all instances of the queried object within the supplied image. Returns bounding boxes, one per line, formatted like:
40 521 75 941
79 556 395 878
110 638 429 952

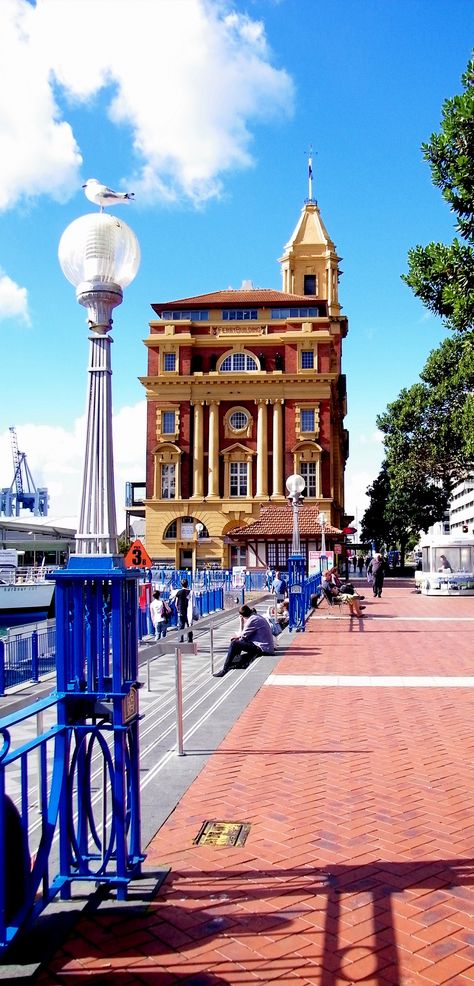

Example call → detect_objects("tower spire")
306 146 316 203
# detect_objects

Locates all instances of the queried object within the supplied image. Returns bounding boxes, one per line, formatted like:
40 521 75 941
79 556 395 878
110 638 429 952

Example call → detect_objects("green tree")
360 463 392 550
403 58 474 332
368 59 474 537
360 462 436 565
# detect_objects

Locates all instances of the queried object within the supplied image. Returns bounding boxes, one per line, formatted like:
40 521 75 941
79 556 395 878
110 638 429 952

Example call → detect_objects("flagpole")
308 154 313 200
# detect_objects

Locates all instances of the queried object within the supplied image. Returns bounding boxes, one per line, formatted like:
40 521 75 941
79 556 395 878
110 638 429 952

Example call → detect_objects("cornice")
140 375 335 401
144 327 334 346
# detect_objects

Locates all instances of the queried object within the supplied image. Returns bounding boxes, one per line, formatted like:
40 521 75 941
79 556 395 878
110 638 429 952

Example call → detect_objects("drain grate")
194 820 251 847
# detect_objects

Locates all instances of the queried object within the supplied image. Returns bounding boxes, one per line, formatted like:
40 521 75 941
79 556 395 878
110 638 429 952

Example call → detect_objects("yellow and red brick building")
140 197 349 570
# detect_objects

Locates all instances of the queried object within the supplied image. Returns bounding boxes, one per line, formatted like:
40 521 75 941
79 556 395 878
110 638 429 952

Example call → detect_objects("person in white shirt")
150 590 167 640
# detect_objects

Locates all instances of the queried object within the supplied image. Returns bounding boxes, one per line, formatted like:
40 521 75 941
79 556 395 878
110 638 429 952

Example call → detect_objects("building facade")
141 197 349 570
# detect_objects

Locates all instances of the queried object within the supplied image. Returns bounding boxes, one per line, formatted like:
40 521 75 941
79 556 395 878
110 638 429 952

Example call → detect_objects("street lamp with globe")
286 473 306 631
194 522 204 581
318 511 328 572
51 204 144 897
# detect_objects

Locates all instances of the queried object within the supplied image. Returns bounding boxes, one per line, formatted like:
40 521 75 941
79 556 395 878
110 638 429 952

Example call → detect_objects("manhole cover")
194 820 251 847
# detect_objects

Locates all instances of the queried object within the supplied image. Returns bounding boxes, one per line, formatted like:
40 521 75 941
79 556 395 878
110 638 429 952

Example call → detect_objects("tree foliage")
362 59 474 544
403 59 474 332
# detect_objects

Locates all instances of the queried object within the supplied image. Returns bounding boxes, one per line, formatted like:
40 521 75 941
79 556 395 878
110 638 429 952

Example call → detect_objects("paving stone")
23 586 474 984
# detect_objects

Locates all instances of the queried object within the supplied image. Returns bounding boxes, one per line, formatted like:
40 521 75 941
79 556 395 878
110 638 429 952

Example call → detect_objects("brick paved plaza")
37 583 474 985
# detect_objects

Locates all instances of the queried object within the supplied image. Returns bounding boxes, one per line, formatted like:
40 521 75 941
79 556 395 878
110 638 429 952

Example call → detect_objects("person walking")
272 571 287 595
216 605 274 676
150 590 167 640
357 555 364 575
370 553 386 598
175 578 192 642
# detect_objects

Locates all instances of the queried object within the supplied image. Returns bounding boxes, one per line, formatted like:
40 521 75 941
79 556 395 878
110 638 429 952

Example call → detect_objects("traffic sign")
124 539 152 569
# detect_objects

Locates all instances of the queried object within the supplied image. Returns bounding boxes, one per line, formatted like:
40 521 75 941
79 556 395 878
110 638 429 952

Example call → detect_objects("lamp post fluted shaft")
76 288 122 554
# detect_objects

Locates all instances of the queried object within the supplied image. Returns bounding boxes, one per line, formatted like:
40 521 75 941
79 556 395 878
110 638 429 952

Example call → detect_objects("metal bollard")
175 642 197 756
210 626 214 675
175 647 184 756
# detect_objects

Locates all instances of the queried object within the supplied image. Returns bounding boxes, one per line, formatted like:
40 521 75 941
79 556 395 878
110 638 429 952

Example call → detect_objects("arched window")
219 351 259 373
164 521 177 539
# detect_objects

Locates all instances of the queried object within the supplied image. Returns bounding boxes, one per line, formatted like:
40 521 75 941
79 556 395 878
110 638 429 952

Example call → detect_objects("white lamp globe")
58 213 140 291
286 474 306 497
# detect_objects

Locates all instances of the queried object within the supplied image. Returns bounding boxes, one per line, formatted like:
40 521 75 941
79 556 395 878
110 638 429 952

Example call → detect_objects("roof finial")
305 146 317 204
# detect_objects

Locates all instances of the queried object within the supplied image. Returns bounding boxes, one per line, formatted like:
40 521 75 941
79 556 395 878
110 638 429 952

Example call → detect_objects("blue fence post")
31 631 39 683
0 641 4 696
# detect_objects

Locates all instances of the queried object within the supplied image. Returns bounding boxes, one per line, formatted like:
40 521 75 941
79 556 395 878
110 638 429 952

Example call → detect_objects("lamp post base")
288 553 305 632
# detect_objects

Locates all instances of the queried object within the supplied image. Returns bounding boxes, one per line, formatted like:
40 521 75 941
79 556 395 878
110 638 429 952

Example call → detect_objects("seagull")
82 178 135 209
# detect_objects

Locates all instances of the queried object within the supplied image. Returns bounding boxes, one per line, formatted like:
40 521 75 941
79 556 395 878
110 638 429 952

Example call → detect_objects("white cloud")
0 269 30 324
0 0 83 210
0 401 146 530
0 0 294 211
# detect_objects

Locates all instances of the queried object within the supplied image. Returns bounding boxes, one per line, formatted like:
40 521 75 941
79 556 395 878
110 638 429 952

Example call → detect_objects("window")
161 310 209 321
229 410 248 431
277 542 288 566
300 462 316 497
304 274 316 295
222 309 257 321
270 307 321 318
230 462 248 497
300 409 315 432
231 546 247 566
162 411 176 434
161 463 176 499
220 352 259 372
163 353 176 372
164 521 177 539
267 543 277 567
301 350 314 369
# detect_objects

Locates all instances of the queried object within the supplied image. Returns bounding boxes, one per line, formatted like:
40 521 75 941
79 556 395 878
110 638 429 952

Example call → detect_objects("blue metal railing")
136 586 224 641
0 587 226 694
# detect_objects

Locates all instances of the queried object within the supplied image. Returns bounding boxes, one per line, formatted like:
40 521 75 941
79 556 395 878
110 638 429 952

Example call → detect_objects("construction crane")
0 427 49 517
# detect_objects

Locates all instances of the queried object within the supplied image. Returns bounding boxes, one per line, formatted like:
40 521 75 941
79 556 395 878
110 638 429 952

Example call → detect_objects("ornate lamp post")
318 510 328 572
286 474 306 632
50 206 144 900
58 212 140 554
194 521 204 582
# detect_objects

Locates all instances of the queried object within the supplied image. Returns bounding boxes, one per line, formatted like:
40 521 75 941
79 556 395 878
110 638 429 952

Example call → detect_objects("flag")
308 161 313 180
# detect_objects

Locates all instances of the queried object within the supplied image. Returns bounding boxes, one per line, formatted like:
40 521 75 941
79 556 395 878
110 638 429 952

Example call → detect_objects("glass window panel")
164 521 177 539
230 411 248 430
162 411 175 433
300 409 315 432
164 353 176 371
230 461 248 496
267 543 277 566
277 542 288 565
161 463 176 499
220 352 258 372
300 462 316 497
301 350 314 369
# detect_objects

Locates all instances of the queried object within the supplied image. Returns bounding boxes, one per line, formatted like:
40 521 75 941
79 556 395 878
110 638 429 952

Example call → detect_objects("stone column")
255 399 268 497
271 399 284 497
191 401 204 497
207 401 220 498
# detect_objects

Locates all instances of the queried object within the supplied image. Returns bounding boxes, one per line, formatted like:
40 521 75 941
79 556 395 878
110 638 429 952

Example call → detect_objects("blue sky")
0 0 473 532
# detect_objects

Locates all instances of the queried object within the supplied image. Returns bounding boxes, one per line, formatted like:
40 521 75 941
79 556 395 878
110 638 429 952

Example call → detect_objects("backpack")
163 601 172 620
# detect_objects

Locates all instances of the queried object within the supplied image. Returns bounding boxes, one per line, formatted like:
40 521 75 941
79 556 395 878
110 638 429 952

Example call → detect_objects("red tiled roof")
228 505 342 539
152 289 326 314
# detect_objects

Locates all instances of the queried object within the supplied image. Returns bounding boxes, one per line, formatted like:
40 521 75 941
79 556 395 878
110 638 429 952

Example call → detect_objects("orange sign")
124 539 152 569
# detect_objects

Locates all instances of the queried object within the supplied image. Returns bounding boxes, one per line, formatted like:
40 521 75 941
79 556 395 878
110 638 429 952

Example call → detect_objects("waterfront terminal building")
139 197 350 572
